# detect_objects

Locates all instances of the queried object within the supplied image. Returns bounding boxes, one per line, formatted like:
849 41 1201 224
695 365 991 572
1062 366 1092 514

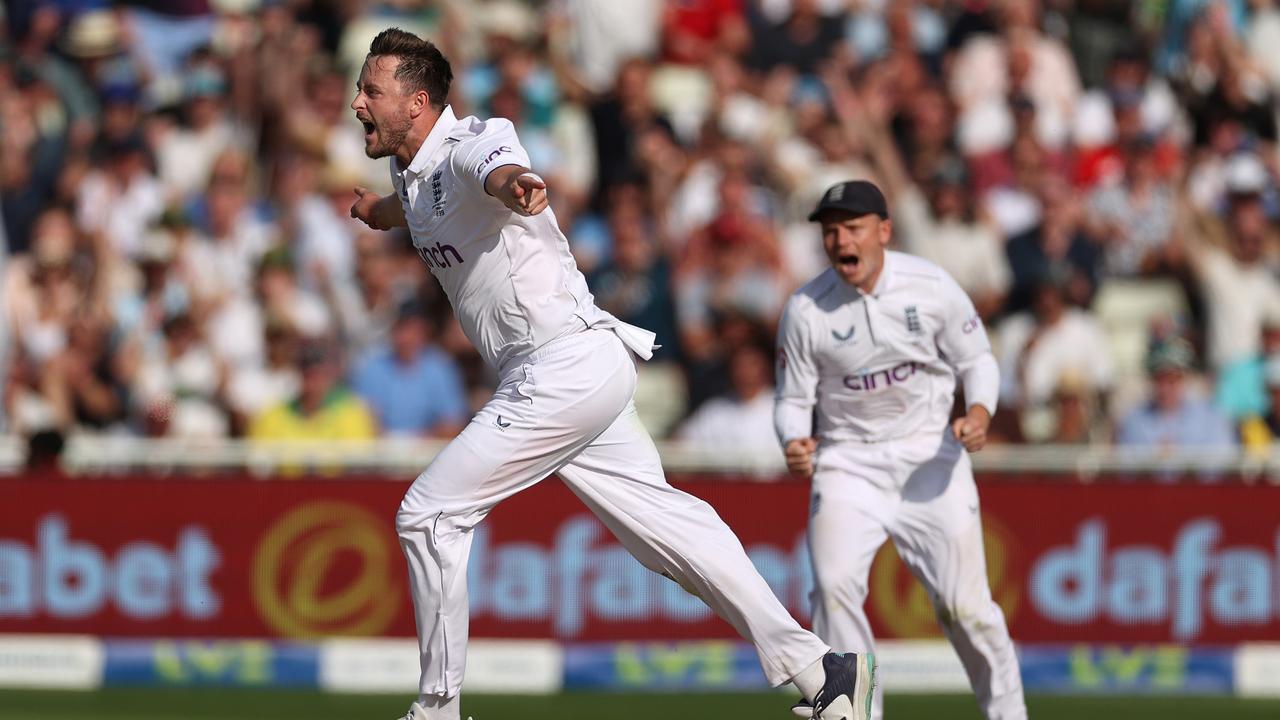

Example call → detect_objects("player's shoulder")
448 115 519 151
447 115 523 177
887 250 950 285
785 269 842 316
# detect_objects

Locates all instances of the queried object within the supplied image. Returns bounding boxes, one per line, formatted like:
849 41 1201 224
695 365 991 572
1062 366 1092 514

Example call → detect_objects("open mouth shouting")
836 253 860 272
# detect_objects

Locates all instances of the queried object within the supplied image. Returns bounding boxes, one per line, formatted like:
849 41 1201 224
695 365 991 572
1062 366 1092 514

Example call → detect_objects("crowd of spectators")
2 0 1279 458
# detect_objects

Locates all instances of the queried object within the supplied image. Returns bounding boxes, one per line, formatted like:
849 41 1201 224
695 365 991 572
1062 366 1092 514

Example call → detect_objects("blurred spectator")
589 58 674 197
323 229 417 358
587 185 679 361
130 312 228 438
1005 178 1105 314
351 301 467 439
864 126 1011 318
1042 370 1105 444
1220 314 1280 422
996 280 1114 438
675 172 788 361
747 0 843 74
1246 0 1280 92
0 0 1275 455
3 351 65 437
44 311 129 433
248 340 375 441
125 2 216 85
153 58 244 201
949 0 1082 153
254 247 331 339
1086 136 1179 276
676 340 774 448
547 0 662 96
4 208 89 366
1116 337 1236 451
846 0 947 68
75 133 165 259
1181 161 1280 418
663 0 749 65
682 312 769 415
1240 354 1280 451
198 149 274 299
226 320 301 435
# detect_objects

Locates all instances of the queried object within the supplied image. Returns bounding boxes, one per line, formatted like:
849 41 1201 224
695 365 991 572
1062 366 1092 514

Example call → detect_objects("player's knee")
396 495 439 535
937 595 999 634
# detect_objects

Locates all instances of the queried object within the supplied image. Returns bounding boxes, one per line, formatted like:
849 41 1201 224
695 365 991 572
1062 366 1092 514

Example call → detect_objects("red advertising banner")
1 475 1277 644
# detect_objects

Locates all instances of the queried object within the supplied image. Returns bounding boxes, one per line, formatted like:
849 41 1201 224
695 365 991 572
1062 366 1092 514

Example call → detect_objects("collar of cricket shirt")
868 250 895 298
396 104 459 179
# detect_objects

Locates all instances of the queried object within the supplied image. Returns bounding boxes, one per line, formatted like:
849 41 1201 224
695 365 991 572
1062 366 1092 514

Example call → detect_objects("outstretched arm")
484 164 549 216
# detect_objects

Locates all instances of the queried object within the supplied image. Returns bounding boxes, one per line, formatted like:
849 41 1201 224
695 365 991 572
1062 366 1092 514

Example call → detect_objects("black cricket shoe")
792 652 876 719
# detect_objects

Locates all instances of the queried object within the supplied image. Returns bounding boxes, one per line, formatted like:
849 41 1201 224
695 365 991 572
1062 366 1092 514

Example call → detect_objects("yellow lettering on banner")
1068 645 1103 688
252 502 400 637
649 645 698 680
186 642 238 678
1151 646 1190 689
613 643 735 686
615 644 649 684
153 641 187 682
1100 646 1149 684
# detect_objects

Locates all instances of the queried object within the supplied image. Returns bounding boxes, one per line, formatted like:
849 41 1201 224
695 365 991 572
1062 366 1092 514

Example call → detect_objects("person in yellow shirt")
248 340 376 441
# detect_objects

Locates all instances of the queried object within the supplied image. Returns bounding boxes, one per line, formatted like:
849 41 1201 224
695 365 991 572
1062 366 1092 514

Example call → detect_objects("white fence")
1 434 1278 481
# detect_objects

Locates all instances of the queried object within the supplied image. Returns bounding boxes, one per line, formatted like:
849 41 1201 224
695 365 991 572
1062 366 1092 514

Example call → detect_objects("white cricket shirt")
392 106 641 373
774 251 999 444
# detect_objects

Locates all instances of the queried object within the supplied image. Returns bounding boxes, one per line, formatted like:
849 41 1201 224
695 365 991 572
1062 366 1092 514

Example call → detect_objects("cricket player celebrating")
348 28 874 720
775 181 1026 720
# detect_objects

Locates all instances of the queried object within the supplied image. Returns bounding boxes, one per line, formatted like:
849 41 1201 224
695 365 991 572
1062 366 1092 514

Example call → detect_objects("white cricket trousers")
397 328 828 698
809 431 1025 720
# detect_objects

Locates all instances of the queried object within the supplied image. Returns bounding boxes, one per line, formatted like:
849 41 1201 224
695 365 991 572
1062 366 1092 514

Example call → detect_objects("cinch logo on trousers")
417 242 464 270
843 361 922 391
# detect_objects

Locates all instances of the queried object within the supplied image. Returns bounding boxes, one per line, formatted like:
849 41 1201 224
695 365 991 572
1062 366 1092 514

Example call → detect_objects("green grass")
2 689 1279 720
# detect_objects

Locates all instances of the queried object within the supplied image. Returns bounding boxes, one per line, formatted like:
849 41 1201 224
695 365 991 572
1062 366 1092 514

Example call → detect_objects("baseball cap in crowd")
1225 152 1268 197
62 10 124 59
395 298 431 324
808 180 889 222
1146 338 1195 375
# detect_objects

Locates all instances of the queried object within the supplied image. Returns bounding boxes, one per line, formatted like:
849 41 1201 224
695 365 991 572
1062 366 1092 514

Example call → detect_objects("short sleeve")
453 119 532 197
935 271 992 366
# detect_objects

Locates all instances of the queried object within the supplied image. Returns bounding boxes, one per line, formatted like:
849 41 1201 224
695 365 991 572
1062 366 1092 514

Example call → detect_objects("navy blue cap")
808 180 889 222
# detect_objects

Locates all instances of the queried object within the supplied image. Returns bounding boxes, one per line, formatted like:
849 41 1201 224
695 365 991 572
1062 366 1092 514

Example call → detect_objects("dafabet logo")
252 502 400 637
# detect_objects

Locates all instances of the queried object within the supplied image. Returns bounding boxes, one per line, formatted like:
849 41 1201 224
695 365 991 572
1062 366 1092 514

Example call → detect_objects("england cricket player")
347 28 874 720
775 181 1026 720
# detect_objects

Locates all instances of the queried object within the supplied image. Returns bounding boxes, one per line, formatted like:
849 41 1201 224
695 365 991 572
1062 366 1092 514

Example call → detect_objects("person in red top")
662 0 750 64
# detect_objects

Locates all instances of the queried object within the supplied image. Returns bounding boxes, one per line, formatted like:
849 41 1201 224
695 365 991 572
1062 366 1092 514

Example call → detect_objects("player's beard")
365 111 413 160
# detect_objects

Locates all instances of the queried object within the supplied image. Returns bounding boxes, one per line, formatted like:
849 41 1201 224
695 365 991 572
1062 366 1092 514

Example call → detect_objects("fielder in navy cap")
807 179 889 222
808 179 893 292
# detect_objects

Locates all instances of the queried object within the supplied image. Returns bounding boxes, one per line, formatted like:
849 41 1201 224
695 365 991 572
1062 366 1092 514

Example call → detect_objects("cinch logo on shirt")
843 361 922 391
476 145 514 175
417 241 464 270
